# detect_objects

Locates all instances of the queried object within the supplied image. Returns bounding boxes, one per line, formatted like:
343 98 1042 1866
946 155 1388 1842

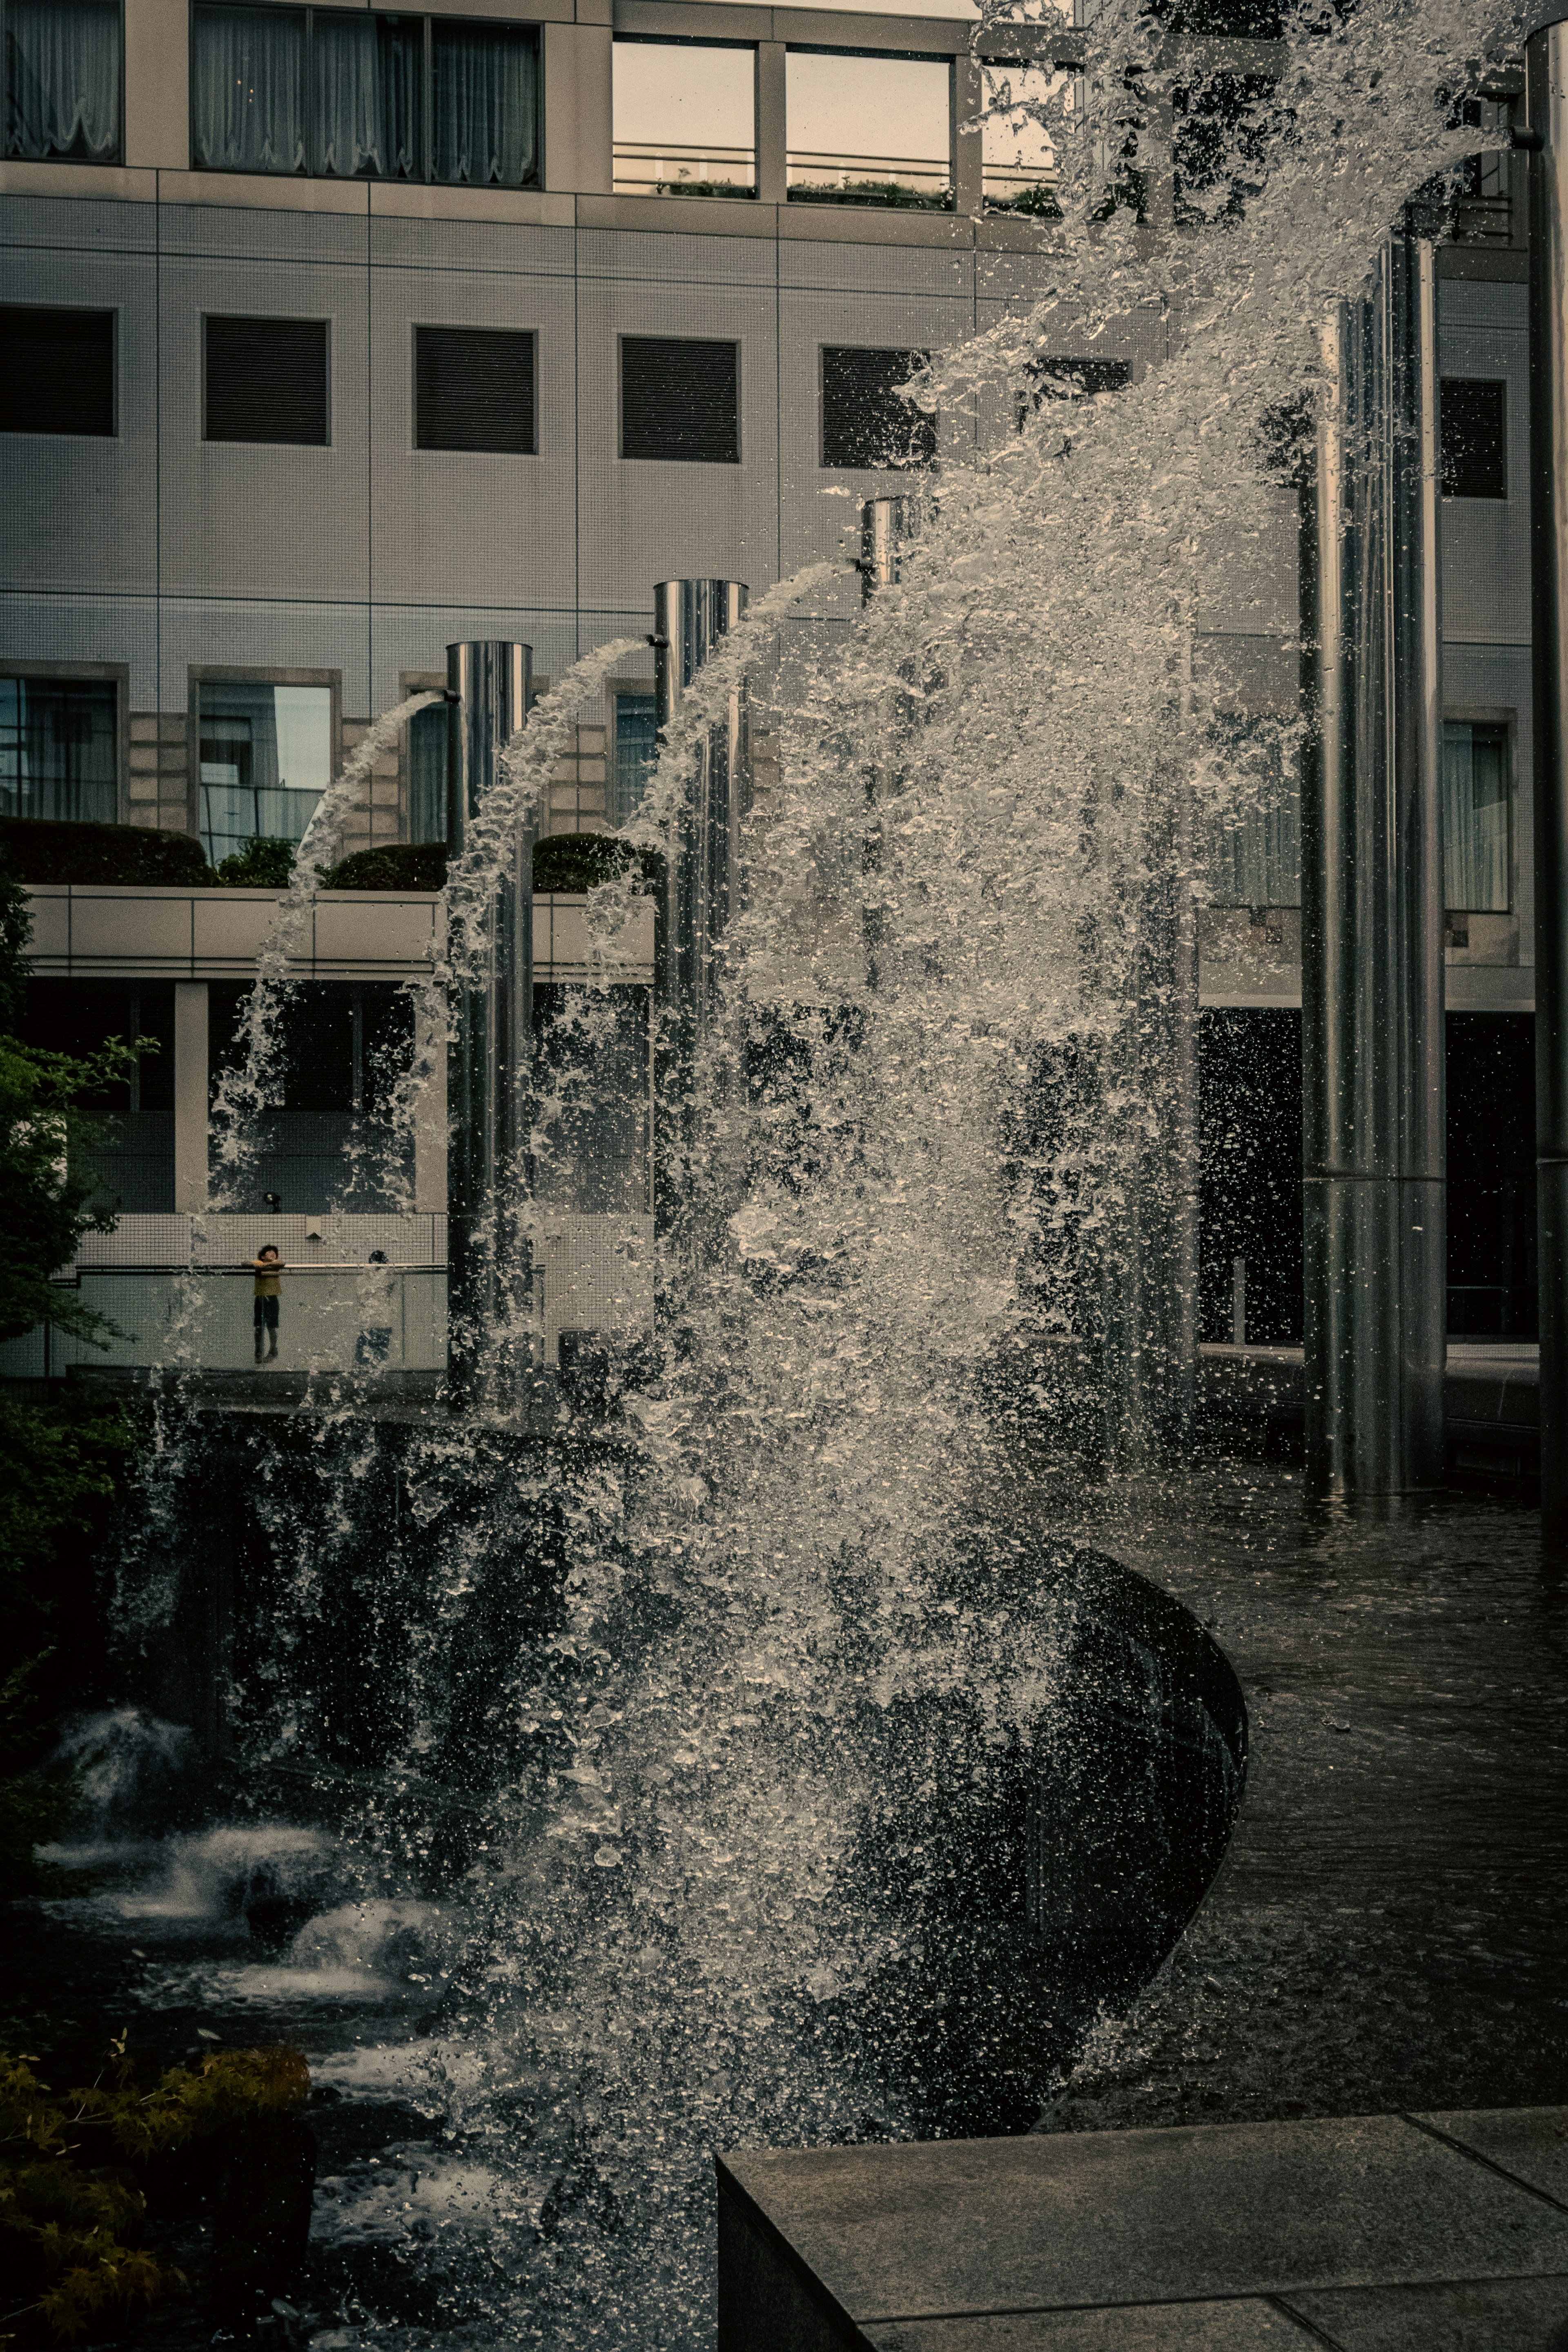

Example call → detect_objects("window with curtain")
1443 719 1510 912
192 7 538 187
197 679 333 866
4 0 121 164
1203 718 1300 907
0 675 118 824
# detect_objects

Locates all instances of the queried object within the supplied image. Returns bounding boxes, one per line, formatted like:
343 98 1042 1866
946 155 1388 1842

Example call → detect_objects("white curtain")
6 0 120 163
312 13 419 181
432 22 539 188
1442 722 1510 913
192 3 305 176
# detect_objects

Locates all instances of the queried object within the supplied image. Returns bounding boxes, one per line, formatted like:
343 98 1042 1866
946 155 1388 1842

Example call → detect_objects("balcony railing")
982 162 1060 214
613 142 756 197
786 150 952 209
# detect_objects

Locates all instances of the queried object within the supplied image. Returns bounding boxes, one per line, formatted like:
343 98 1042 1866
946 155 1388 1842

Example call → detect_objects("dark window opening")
620 336 739 464
205 314 329 446
17 980 175 1212
408 699 448 844
0 306 114 436
415 324 536 454
208 980 414 1212
0 675 117 824
1198 1008 1303 1346
821 346 935 470
1448 1012 1536 1337
4 0 121 164
191 5 539 188
1441 377 1507 500
534 985 650 1216
1172 72 1278 227
1018 354 1131 426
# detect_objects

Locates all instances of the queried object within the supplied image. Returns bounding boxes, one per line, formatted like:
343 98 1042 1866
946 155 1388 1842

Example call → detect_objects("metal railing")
786 149 952 206
613 142 755 196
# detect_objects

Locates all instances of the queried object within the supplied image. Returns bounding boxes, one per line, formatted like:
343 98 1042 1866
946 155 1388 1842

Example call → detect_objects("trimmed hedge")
319 841 448 892
0 817 210 886
532 832 663 894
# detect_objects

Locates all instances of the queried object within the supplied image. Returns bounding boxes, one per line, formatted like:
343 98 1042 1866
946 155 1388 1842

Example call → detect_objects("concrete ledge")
717 2109 1568 2349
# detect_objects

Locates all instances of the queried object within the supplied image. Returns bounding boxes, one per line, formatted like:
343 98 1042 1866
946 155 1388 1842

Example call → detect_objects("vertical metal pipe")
1528 13 1568 1538
445 639 534 1409
651 579 749 1251
1301 227 1445 1496
861 495 911 594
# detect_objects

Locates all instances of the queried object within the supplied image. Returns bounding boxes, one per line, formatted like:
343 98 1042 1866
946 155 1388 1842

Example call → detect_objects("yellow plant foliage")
1 2038 310 2342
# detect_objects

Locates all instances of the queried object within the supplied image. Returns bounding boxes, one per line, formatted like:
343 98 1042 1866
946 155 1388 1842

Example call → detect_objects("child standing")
250 1244 284 1363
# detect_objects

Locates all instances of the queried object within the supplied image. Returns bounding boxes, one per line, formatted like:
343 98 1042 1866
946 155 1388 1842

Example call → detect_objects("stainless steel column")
1529 10 1568 1537
1300 227 1446 1496
445 640 534 1408
652 579 748 1250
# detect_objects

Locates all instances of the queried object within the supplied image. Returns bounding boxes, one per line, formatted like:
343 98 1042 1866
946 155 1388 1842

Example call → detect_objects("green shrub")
212 836 297 888
533 832 663 895
319 840 448 892
787 179 953 212
0 820 209 888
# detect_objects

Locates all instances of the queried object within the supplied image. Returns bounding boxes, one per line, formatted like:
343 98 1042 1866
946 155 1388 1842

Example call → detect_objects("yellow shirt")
252 1261 283 1297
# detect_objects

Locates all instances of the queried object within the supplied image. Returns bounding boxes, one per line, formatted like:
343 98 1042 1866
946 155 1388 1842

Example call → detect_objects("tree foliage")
0 2040 310 2341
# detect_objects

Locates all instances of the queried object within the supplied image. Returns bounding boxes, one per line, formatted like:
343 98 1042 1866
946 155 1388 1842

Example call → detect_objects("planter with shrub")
0 820 210 888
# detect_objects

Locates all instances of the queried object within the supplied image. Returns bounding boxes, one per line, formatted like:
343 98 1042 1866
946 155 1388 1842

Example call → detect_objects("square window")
205 315 329 445
5 0 121 164
621 336 739 464
197 679 333 867
0 675 118 824
822 347 934 470
1018 354 1131 428
1441 379 1506 501
612 38 756 197
0 307 114 436
415 325 536 454
431 20 539 189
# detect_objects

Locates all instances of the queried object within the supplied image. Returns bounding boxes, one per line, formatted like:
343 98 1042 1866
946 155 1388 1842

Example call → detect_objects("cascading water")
56 3 1518 2342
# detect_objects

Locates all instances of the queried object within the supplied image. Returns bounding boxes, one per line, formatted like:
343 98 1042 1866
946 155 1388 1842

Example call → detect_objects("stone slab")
1416 2108 1568 2209
1285 2274 1568 2350
718 2115 1568 2329
862 2301 1315 2348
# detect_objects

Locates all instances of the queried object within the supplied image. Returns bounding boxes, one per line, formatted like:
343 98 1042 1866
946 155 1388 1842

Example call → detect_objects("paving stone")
1416 2108 1568 2209
1285 2274 1568 2350
719 2116 1568 2324
862 2299 1316 2348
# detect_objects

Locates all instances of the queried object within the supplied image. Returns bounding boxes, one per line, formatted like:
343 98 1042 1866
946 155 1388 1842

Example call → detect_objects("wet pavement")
1031 1463 1568 2132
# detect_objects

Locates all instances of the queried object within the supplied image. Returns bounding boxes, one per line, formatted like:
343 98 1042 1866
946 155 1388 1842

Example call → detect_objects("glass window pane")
5 0 121 164
431 22 539 189
981 63 1059 213
198 679 332 866
613 40 756 196
1443 721 1510 912
192 3 306 176
612 693 659 825
311 11 420 180
0 675 118 823
786 51 951 208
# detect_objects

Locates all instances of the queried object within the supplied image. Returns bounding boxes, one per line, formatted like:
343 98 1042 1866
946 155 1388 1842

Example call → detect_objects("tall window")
0 307 114 436
612 693 659 825
4 0 121 164
0 675 118 825
1443 720 1510 913
612 38 756 198
197 679 333 867
191 5 539 188
1203 718 1300 908
1441 378 1507 500
408 699 447 843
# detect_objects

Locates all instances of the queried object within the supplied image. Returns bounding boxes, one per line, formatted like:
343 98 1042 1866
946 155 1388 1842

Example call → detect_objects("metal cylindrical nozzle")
860 496 912 601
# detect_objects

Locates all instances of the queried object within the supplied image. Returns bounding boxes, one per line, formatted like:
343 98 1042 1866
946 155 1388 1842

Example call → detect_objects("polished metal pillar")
445 640 534 1407
1528 11 1568 1537
1300 227 1446 1496
651 579 749 1247
859 497 913 991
